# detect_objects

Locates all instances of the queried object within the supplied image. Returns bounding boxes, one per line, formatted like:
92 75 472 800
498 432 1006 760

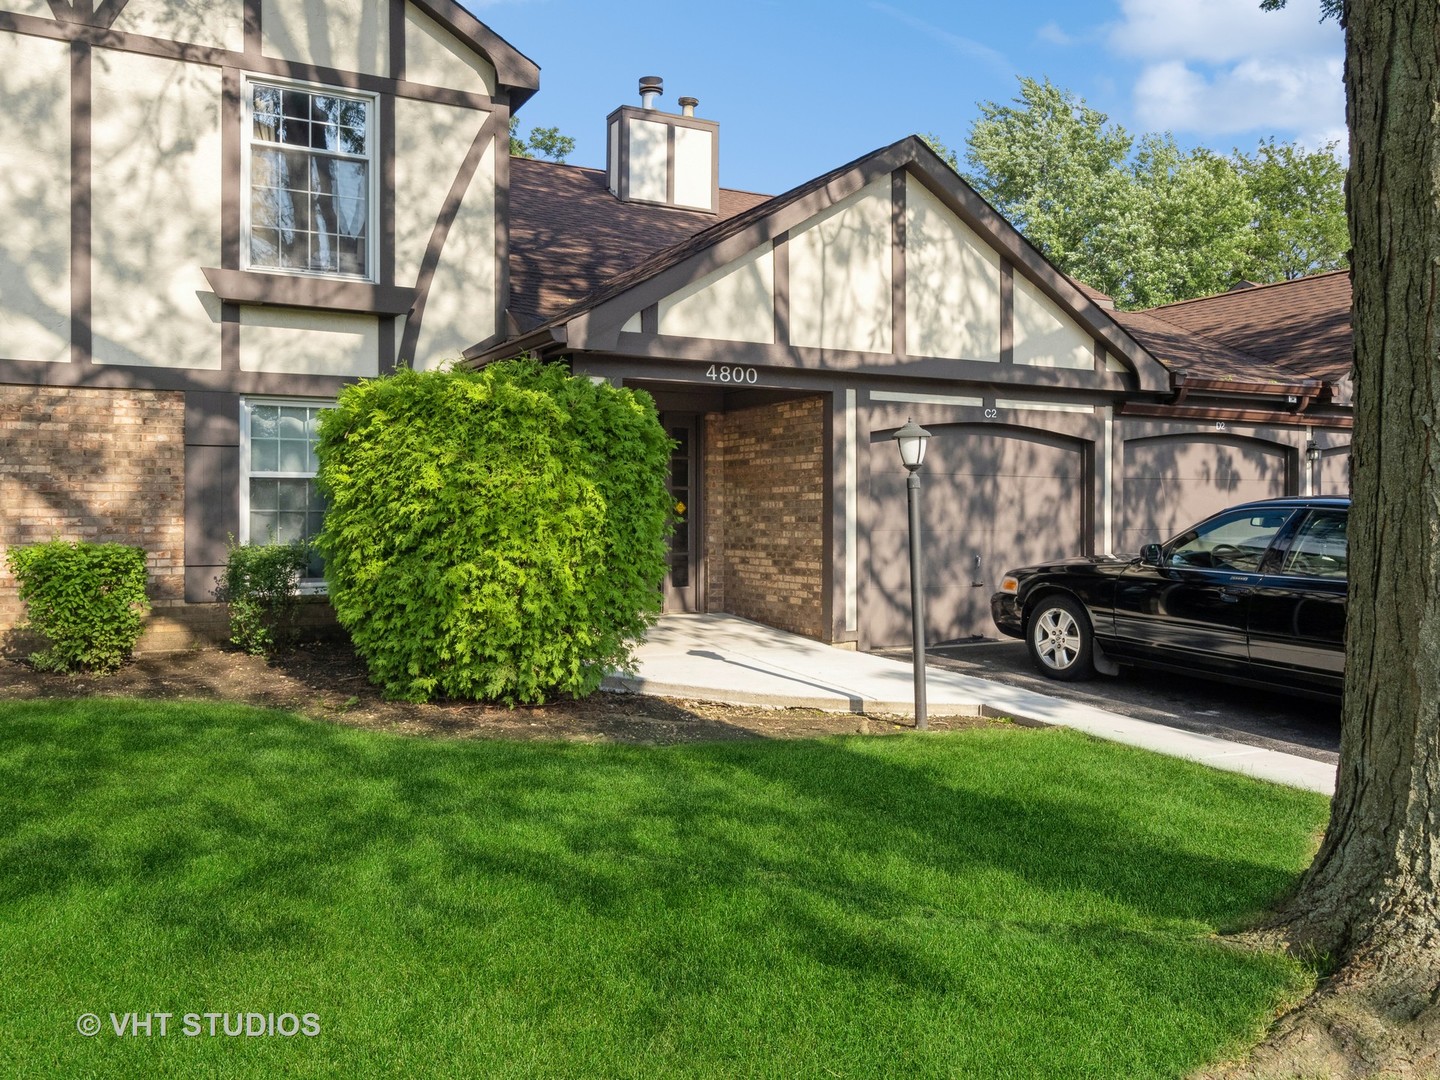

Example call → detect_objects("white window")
245 80 376 279
240 399 329 586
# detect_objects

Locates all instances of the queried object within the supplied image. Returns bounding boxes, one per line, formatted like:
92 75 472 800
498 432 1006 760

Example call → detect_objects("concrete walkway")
603 613 1337 795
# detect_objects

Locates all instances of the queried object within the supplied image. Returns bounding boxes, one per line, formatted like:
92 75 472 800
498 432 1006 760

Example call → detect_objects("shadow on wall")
866 424 1086 647
1119 434 1289 552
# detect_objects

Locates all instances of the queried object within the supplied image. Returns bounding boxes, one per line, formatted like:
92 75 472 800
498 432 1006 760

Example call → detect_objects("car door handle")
1219 586 1253 602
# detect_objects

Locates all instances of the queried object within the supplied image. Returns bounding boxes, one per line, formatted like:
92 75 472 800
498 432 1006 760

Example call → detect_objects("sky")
469 0 1345 198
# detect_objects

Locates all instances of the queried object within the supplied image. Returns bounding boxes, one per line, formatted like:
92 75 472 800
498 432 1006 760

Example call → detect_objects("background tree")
508 116 576 163
1204 0 1440 1074
950 76 1347 308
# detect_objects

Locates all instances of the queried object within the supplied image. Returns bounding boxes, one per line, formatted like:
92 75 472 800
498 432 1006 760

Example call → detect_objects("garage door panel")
1121 435 1288 553
1319 447 1350 496
865 425 1087 648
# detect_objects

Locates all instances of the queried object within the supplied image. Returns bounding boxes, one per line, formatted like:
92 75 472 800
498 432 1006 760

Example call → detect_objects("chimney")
605 78 719 214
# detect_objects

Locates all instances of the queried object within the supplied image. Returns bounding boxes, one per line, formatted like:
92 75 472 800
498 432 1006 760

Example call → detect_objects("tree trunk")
1211 1 1440 1073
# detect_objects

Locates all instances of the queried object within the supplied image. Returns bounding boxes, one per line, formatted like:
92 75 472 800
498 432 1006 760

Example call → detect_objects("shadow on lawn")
0 698 1313 995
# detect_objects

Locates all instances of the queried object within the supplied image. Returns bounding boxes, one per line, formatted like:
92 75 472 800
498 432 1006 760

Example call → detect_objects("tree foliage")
509 116 576 163
315 359 672 705
955 76 1347 308
4 540 149 673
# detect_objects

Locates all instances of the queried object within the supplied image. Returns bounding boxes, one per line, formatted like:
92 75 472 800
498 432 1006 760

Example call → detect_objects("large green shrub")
5 540 150 673
316 359 672 703
220 539 310 655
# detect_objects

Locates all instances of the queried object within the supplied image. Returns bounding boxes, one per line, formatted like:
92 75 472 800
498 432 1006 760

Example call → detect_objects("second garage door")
1120 433 1290 552
865 424 1088 648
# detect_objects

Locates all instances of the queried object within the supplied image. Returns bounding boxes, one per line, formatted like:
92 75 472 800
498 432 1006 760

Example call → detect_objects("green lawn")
0 699 1328 1078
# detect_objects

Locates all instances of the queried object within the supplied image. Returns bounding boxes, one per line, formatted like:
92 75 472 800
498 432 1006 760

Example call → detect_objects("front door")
662 413 700 612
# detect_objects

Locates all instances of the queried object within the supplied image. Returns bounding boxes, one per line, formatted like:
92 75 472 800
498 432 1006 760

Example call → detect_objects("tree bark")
1213 3 1440 1072
1282 0 1440 972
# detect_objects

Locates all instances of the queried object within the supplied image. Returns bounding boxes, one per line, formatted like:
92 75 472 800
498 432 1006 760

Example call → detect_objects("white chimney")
606 77 718 214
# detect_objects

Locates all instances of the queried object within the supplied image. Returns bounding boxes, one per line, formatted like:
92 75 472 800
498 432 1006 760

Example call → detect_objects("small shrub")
316 358 672 704
5 540 150 673
220 539 310 655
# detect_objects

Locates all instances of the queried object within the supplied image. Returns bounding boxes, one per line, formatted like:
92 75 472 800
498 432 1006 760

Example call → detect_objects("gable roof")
497 137 1170 391
1121 270 1352 383
507 158 769 330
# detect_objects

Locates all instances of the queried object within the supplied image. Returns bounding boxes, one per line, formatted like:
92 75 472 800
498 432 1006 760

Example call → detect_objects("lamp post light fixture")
892 417 932 730
1305 439 1321 494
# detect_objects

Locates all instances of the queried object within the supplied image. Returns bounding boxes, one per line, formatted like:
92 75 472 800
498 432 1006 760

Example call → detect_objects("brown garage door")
865 424 1088 648
1319 446 1350 496
1120 434 1289 552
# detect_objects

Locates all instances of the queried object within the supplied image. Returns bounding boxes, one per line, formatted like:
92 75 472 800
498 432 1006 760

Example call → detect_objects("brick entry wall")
703 396 827 639
0 386 187 645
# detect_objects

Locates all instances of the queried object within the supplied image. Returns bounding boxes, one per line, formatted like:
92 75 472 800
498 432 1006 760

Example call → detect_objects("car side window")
1166 510 1293 572
1279 510 1348 580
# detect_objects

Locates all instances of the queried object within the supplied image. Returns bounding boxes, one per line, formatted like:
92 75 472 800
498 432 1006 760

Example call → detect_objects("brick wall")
0 386 187 645
703 396 828 639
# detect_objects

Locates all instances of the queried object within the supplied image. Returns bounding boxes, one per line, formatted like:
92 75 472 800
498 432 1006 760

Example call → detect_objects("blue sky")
474 0 1345 197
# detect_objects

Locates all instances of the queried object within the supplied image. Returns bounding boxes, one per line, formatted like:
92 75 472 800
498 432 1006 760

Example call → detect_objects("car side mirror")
1140 543 1162 567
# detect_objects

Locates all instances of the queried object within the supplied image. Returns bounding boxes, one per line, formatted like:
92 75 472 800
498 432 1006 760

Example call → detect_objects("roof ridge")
1140 268 1350 315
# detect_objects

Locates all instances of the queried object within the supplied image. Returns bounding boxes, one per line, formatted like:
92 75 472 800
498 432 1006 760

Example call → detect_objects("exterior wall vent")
605 78 719 214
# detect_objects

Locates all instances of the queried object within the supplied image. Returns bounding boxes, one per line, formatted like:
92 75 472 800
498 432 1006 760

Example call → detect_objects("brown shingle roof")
1124 270 1352 383
507 157 770 329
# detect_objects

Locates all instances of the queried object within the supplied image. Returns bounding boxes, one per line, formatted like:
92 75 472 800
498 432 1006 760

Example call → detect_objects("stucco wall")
90 49 223 370
393 97 495 368
658 244 775 344
905 175 1001 362
0 32 71 364
261 0 389 78
1014 275 1093 369
110 0 244 52
788 179 892 354
405 4 496 95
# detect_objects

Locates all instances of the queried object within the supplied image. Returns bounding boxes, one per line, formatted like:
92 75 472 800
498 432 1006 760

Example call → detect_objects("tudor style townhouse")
0 0 1354 652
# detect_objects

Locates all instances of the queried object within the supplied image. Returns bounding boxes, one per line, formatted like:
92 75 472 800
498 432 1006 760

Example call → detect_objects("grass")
0 699 1329 1078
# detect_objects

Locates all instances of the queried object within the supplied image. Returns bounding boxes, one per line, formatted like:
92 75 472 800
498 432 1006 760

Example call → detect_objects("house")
0 0 1353 652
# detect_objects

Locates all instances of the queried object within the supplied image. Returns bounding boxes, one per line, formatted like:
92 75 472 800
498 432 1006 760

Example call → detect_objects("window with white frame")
241 400 329 583
246 81 375 279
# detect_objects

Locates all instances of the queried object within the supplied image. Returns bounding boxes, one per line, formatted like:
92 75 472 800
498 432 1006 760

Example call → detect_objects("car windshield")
1165 509 1293 573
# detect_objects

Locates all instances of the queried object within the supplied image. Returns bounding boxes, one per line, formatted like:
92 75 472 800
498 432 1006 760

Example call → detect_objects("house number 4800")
705 365 759 384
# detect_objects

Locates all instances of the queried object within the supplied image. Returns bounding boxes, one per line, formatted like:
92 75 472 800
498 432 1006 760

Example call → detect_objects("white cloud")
1035 21 1074 47
1106 0 1343 145
1108 0 1337 63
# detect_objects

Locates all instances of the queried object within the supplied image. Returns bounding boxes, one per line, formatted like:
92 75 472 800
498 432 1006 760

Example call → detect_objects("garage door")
865 424 1087 648
1319 446 1350 496
1120 434 1288 552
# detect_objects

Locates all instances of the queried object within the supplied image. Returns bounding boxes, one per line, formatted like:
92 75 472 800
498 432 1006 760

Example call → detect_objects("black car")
990 497 1348 695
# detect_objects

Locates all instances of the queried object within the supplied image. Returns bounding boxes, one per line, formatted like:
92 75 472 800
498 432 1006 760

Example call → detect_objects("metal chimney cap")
678 95 699 116
639 76 664 93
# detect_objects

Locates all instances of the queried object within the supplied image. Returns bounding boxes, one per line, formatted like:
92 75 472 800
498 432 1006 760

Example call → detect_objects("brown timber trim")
0 356 364 396
1117 402 1355 428
388 0 405 81
890 171 906 361
242 0 260 56
70 39 92 366
492 102 511 348
379 92 397 287
201 268 418 316
772 232 790 347
398 109 505 363
220 303 240 372
640 305 658 335
999 262 1014 364
91 0 128 29
220 68 242 270
0 12 497 109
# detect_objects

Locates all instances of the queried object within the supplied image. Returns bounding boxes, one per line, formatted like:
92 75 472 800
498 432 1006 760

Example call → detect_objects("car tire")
1026 595 1095 681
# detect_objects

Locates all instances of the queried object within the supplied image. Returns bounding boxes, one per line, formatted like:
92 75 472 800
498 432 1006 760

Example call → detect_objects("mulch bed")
0 640 993 745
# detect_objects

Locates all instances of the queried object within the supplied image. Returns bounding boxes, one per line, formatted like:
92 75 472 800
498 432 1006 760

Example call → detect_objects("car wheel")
1026 595 1095 681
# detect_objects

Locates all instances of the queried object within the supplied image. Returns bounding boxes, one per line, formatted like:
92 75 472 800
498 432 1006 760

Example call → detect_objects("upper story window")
246 82 375 280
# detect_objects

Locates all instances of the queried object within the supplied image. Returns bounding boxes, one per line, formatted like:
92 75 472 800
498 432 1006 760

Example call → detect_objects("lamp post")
1305 439 1321 495
892 418 932 730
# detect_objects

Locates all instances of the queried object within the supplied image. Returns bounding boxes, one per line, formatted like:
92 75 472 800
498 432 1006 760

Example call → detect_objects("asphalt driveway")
877 640 1341 766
